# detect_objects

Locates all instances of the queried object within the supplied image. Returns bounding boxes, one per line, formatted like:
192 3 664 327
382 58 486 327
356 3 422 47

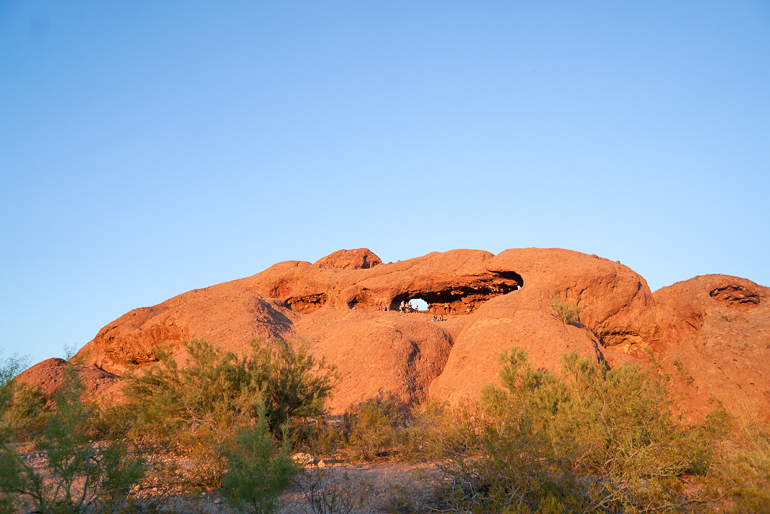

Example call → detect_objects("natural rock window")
388 277 521 314
409 298 429 311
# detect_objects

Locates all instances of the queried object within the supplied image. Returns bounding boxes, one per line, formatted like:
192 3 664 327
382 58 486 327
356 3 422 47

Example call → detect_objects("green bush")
0 354 46 445
289 415 344 457
429 347 730 513
220 404 296 514
126 337 336 441
124 337 335 486
0 363 145 514
0 353 29 514
342 394 408 461
549 295 580 324
711 409 770 513
251 337 337 431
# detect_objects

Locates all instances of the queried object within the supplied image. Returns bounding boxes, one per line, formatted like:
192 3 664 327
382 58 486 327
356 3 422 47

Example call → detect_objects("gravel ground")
8 445 440 514
128 461 439 514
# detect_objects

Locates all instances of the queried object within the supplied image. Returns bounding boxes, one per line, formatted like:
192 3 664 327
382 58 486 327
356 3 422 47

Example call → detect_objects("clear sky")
2 1 769 367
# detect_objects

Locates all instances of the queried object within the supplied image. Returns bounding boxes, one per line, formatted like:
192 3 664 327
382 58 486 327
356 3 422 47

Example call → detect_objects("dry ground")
131 461 439 514
10 444 440 514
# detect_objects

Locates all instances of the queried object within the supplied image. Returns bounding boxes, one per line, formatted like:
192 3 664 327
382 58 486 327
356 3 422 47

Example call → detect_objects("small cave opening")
491 270 524 287
285 293 328 313
388 275 522 315
709 285 760 311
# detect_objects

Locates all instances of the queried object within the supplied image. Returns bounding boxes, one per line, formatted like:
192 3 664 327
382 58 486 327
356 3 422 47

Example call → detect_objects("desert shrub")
0 354 26 435
293 398 437 462
295 466 372 514
549 295 580 324
0 353 28 513
3 385 47 442
290 415 344 457
342 394 408 461
0 363 145 514
0 354 46 445
429 346 730 513
125 338 260 447
220 404 296 514
124 337 335 486
251 337 337 431
711 409 770 513
126 337 335 440
398 400 454 462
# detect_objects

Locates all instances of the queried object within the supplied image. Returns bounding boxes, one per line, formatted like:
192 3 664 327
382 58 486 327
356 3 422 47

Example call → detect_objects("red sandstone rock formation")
314 248 382 270
16 358 120 400
432 248 654 402
16 248 767 418
650 275 770 417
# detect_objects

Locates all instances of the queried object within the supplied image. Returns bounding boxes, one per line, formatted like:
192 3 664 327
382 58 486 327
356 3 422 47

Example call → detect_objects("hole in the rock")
409 298 429 311
286 293 328 313
709 285 760 311
492 270 524 287
388 276 521 314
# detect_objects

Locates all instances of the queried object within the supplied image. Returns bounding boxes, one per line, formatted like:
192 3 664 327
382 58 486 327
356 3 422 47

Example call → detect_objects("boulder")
11 247 755 420
75 284 297 374
16 358 120 400
314 248 382 270
431 248 653 401
651 275 770 417
293 308 453 410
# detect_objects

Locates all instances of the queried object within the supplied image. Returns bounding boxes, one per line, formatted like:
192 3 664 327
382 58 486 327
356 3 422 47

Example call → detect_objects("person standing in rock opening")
399 300 405 313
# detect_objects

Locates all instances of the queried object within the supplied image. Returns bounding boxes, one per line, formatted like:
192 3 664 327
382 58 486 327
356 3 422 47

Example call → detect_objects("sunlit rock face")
17 247 763 418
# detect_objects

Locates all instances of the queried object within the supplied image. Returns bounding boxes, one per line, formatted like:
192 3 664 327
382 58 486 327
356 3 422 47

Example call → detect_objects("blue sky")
2 1 769 366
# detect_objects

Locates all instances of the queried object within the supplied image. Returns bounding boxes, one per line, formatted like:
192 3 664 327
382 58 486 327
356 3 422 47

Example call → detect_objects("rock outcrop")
432 248 654 401
314 248 382 270
651 275 770 417
16 358 120 400
17 247 766 418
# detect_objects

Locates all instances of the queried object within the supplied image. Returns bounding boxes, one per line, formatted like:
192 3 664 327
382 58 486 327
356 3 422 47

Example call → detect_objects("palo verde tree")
124 337 336 487
0 359 145 514
125 337 336 441
430 347 731 513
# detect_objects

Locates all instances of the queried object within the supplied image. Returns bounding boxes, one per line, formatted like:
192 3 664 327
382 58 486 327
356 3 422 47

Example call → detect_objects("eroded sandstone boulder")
431 248 654 401
75 283 297 375
314 248 382 270
651 275 770 417
245 249 521 314
293 309 453 409
16 358 120 400
13 247 760 419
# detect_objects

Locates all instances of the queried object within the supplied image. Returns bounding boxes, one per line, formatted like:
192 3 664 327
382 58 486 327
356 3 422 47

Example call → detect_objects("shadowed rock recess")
19 248 770 417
